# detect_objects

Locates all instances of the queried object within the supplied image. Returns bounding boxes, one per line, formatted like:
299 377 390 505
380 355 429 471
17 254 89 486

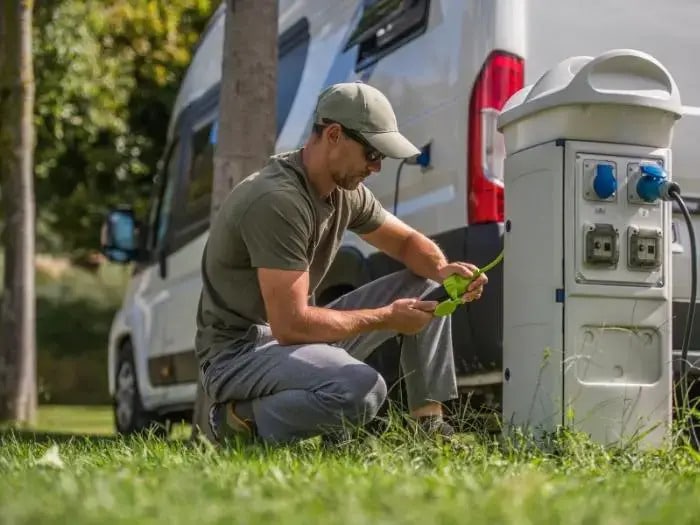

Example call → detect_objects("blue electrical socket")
414 142 432 168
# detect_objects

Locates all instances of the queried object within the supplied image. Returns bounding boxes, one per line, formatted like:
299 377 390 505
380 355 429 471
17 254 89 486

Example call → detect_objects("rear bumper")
673 351 700 376
672 301 700 376
443 222 505 377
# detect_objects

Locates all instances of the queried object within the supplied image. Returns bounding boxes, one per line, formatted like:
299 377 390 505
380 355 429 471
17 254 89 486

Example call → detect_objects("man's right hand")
385 298 437 335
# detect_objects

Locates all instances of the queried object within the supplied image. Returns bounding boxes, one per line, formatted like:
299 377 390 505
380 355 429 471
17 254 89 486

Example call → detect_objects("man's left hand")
437 262 488 303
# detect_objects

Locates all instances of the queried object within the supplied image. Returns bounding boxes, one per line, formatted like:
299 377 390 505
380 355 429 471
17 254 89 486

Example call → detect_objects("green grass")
2 407 700 524
28 404 193 440
33 405 115 436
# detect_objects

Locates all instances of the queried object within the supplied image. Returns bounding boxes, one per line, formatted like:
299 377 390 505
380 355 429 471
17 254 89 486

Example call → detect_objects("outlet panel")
574 152 666 288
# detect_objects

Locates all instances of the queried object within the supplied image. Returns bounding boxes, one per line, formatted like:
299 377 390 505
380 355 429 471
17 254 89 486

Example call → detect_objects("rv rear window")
345 0 430 70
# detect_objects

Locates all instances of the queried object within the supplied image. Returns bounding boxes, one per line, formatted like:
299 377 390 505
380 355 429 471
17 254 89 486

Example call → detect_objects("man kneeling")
195 82 487 445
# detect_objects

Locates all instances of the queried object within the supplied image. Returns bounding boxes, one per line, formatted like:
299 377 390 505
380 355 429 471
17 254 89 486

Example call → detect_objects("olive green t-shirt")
194 149 387 362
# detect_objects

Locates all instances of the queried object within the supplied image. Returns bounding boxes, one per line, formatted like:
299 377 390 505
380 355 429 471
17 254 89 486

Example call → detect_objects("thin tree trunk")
211 0 278 213
0 0 37 425
191 0 278 440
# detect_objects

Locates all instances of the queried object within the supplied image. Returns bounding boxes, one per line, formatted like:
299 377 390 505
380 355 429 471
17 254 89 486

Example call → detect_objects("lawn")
2 406 700 524
30 405 116 435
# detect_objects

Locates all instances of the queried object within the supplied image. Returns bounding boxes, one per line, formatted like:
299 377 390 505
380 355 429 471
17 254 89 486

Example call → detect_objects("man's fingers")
412 300 438 312
468 273 488 291
441 262 475 278
461 286 484 302
455 262 478 277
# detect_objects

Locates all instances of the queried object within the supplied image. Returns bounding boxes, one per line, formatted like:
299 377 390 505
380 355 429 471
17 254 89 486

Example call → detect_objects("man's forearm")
276 305 391 345
398 231 448 282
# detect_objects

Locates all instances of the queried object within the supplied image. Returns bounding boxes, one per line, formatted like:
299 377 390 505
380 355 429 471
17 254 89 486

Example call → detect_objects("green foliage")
0 250 129 404
34 261 130 404
33 0 218 254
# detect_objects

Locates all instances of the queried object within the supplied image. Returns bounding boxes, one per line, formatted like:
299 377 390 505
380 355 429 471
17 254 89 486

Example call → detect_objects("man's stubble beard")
332 170 365 191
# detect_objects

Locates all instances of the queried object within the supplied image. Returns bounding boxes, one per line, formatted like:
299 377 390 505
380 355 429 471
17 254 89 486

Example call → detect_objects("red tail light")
467 52 524 224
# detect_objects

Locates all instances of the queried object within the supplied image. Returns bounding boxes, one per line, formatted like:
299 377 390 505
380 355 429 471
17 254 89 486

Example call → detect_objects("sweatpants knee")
333 364 387 426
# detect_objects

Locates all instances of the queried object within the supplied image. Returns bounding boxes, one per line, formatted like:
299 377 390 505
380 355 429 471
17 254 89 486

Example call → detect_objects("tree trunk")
191 0 278 440
0 0 37 425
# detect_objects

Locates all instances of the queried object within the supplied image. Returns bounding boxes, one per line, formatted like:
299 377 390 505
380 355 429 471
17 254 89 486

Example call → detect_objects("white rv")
100 0 700 434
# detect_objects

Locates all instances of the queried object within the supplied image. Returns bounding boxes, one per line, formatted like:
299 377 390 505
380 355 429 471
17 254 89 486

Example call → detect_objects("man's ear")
325 123 342 145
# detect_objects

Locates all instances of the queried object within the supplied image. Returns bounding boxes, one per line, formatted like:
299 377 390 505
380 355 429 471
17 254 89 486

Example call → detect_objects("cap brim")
362 131 421 159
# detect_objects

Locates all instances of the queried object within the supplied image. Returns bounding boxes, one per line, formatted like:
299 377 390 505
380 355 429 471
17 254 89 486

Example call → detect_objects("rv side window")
147 139 181 252
182 121 215 232
277 18 310 136
345 0 430 70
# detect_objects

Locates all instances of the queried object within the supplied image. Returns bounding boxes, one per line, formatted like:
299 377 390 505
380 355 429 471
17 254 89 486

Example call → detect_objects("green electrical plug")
433 250 504 317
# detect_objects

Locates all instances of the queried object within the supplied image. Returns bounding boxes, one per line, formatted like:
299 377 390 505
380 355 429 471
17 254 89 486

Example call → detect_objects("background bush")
2 254 130 405
30 0 219 256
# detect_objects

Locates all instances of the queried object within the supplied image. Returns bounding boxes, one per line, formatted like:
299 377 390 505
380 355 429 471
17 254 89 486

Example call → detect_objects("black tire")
114 340 168 438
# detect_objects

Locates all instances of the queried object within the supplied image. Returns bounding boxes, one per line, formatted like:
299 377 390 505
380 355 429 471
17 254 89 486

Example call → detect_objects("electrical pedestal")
498 50 684 448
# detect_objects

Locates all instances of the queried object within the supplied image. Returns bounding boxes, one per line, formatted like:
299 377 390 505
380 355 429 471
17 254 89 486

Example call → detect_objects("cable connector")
434 250 504 317
637 163 681 202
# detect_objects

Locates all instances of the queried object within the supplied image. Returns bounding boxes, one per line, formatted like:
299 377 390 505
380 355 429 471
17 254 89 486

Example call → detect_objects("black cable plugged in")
393 143 432 216
393 159 408 216
668 183 700 450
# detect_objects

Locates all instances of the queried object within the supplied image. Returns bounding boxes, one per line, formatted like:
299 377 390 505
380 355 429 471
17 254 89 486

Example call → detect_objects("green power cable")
433 249 504 317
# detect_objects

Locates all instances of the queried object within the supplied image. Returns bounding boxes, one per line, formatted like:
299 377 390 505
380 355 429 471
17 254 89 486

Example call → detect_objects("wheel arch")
108 331 134 398
315 246 371 305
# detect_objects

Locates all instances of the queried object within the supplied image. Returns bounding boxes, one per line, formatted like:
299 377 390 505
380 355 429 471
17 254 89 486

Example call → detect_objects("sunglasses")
320 119 385 163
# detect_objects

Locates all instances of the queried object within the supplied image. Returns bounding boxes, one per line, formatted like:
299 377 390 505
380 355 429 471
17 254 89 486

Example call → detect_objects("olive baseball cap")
313 81 420 159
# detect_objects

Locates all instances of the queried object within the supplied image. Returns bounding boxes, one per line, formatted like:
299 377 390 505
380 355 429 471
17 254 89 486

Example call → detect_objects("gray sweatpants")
201 269 458 444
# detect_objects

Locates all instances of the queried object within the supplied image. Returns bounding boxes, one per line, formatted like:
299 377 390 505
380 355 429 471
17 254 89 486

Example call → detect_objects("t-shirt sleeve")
348 183 388 234
239 190 311 271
